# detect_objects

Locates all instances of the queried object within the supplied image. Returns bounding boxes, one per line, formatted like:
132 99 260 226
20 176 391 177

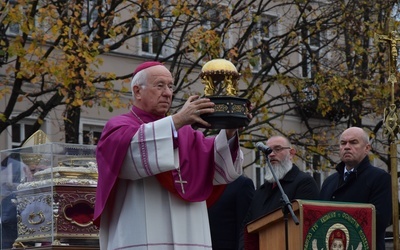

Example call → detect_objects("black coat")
208 175 255 250
1 192 18 249
240 165 319 249
319 156 392 250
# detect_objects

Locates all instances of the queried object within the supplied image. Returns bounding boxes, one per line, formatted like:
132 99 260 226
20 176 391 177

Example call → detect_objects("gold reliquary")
198 58 250 129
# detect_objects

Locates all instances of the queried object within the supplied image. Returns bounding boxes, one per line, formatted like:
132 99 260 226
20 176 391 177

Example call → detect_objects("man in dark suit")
319 127 392 250
207 175 255 250
239 135 319 250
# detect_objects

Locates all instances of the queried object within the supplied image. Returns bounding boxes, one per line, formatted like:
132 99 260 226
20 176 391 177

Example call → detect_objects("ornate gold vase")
198 58 250 129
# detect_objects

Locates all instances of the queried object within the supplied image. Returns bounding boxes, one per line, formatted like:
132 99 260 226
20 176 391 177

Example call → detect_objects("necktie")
344 172 351 182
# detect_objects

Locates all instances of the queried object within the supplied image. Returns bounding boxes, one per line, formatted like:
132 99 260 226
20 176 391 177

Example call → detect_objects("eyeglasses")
270 146 291 153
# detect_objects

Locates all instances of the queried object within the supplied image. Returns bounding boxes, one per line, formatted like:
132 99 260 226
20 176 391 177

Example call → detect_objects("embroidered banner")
247 199 375 250
302 201 375 250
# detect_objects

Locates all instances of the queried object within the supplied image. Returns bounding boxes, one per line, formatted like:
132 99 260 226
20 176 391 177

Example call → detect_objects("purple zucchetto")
132 61 164 76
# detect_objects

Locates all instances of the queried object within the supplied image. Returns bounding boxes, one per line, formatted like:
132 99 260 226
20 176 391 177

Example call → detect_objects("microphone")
256 142 273 155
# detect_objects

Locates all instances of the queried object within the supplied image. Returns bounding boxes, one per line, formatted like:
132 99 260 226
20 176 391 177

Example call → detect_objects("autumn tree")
0 0 398 173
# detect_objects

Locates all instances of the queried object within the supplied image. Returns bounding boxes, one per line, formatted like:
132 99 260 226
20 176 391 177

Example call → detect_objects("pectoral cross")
175 168 187 194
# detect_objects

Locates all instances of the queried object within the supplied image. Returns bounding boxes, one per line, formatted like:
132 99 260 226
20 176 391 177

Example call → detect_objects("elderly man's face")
339 128 370 169
134 65 174 116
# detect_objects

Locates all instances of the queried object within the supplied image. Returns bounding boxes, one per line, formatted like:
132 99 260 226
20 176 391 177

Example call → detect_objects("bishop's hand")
172 95 215 130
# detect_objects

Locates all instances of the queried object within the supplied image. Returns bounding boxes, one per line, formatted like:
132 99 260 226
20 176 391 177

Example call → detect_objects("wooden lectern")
247 200 375 250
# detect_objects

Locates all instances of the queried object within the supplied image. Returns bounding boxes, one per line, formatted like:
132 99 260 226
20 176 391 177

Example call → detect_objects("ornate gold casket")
198 58 250 129
0 142 99 248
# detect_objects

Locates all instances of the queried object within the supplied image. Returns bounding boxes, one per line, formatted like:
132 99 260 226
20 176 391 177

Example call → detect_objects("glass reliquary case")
0 142 99 249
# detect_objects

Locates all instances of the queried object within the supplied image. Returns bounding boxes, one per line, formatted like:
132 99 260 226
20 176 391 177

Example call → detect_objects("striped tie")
344 172 351 182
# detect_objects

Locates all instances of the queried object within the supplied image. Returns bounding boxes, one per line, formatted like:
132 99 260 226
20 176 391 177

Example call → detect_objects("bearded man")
239 135 319 250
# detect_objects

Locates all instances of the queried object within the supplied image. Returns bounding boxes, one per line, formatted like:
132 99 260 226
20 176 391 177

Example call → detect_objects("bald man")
319 127 392 250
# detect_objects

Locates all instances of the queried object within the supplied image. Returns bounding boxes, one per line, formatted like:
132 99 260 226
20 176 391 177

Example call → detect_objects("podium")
247 200 376 250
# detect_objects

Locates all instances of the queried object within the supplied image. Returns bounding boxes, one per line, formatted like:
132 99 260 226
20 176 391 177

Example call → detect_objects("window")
251 15 278 71
199 3 226 30
301 25 326 78
7 22 20 35
305 154 321 171
306 154 322 187
82 129 102 145
81 122 104 145
303 82 318 101
140 18 163 55
5 0 21 35
138 0 175 56
254 150 268 188
81 0 117 48
11 120 36 148
255 166 267 188
193 3 229 60
81 0 99 34
35 0 51 29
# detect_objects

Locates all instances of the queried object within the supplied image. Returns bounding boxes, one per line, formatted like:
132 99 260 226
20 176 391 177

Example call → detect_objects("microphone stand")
262 151 299 250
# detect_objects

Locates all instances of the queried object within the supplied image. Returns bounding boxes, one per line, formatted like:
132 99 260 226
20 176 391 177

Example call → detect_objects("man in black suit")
239 135 319 250
207 175 255 250
319 127 391 250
